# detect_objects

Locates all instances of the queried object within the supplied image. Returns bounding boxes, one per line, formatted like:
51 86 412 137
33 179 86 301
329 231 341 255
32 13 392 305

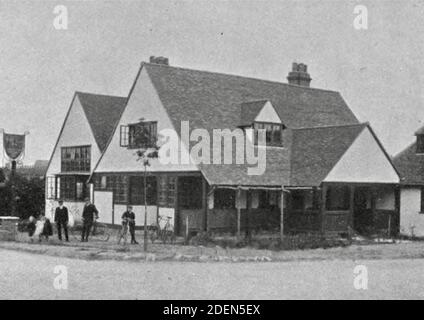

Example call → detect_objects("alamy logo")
53 265 68 290
53 5 68 30
353 265 368 290
156 121 268 175
353 5 368 30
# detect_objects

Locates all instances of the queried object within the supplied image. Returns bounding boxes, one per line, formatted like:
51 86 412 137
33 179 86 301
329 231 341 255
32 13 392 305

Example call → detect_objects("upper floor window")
120 121 157 149
61 146 91 172
253 122 283 147
417 135 424 154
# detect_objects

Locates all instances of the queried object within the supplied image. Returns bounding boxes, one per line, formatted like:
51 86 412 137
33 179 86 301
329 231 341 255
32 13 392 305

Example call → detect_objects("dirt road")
1 249 423 299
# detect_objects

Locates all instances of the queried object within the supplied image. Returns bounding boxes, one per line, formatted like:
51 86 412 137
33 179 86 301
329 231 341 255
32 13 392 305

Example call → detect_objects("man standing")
81 198 99 242
54 200 69 242
121 205 138 244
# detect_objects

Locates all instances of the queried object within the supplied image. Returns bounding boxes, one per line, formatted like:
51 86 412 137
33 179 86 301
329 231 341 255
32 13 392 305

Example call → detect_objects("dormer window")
120 121 157 149
417 134 424 154
253 122 284 147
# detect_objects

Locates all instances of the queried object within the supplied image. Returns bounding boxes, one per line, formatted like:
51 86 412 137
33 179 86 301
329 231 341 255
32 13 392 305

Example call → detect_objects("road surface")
0 249 423 299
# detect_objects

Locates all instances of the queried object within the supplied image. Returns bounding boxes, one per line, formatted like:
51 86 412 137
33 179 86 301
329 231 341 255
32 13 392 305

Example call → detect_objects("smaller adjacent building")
393 127 424 237
44 91 127 221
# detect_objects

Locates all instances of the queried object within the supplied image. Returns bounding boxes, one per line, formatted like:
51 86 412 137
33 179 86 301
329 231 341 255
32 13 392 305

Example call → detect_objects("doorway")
353 187 373 235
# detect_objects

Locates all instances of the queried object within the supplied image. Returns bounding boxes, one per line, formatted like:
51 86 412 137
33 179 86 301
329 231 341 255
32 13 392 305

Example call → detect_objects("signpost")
1 130 29 217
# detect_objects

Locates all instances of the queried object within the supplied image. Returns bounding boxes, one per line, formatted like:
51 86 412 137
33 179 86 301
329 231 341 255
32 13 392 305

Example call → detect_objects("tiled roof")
199 144 291 187
239 100 268 127
77 92 127 152
290 123 367 186
393 142 424 185
143 62 362 187
144 63 359 134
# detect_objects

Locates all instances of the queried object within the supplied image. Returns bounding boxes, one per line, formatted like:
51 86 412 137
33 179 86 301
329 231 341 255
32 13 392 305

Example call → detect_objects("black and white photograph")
0 0 423 304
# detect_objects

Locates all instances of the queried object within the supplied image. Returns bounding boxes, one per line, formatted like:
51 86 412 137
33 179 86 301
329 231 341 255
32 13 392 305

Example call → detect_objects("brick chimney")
287 62 312 87
149 56 169 65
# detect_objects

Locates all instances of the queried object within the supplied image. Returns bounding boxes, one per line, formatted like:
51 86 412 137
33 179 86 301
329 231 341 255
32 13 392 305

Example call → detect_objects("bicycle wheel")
69 224 83 241
117 225 128 244
93 223 111 242
149 223 158 243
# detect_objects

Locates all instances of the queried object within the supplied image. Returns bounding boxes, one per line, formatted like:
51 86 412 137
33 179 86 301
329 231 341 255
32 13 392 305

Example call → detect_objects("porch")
91 172 400 238
285 183 400 237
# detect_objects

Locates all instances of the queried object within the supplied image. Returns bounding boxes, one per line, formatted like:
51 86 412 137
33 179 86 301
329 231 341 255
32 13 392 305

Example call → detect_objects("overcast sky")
0 0 423 164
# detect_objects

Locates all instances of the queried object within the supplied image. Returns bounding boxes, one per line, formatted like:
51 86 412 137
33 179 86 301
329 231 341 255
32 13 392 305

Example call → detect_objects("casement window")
46 176 56 199
417 135 424 154
326 186 350 211
158 176 177 207
129 176 157 205
179 177 203 209
93 175 108 190
120 121 158 149
61 146 91 172
167 177 176 206
253 122 283 147
93 175 128 204
214 189 236 209
59 176 89 201
120 125 129 147
107 175 128 204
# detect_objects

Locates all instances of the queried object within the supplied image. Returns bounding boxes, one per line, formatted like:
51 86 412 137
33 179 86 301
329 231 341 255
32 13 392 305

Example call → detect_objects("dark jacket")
42 219 53 236
122 211 136 225
27 221 36 237
82 203 99 222
54 206 69 224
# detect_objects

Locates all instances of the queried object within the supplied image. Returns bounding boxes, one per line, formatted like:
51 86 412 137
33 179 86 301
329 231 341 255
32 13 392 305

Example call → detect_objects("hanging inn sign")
3 132 26 160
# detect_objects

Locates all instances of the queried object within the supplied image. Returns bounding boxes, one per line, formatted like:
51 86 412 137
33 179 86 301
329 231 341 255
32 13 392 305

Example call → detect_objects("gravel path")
1 249 424 299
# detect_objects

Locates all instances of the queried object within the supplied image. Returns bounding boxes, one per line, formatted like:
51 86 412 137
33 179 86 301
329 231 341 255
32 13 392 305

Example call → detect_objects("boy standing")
54 200 69 241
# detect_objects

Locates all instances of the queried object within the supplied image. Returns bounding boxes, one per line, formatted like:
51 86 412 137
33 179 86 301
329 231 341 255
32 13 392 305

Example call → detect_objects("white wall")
114 204 161 227
400 188 424 237
46 96 101 176
324 127 399 184
254 101 281 123
45 95 102 217
45 199 85 226
94 68 198 173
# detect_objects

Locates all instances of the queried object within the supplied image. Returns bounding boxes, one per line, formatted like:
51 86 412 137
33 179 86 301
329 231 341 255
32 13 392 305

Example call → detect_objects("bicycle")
149 215 176 244
117 218 130 245
68 208 111 242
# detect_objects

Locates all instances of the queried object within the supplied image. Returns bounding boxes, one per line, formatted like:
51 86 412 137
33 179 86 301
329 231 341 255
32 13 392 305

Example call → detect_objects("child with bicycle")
118 205 138 245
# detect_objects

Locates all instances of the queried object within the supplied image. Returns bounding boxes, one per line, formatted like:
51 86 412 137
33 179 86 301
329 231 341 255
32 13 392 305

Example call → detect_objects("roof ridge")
393 141 417 159
291 122 368 131
143 62 341 94
241 99 270 104
75 91 127 99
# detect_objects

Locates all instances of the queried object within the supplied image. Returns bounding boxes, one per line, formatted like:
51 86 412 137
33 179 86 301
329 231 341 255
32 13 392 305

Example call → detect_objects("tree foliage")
0 172 44 219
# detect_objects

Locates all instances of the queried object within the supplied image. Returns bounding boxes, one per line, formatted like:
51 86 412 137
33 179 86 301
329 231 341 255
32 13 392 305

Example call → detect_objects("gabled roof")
76 92 127 152
239 100 269 127
393 141 424 185
92 62 375 187
144 62 359 135
290 123 368 186
199 145 291 187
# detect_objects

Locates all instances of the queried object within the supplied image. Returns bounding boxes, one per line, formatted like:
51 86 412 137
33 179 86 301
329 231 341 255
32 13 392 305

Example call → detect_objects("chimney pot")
149 56 169 65
287 62 312 87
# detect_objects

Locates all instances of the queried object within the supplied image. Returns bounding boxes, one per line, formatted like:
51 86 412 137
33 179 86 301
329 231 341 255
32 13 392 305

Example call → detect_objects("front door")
353 187 372 235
